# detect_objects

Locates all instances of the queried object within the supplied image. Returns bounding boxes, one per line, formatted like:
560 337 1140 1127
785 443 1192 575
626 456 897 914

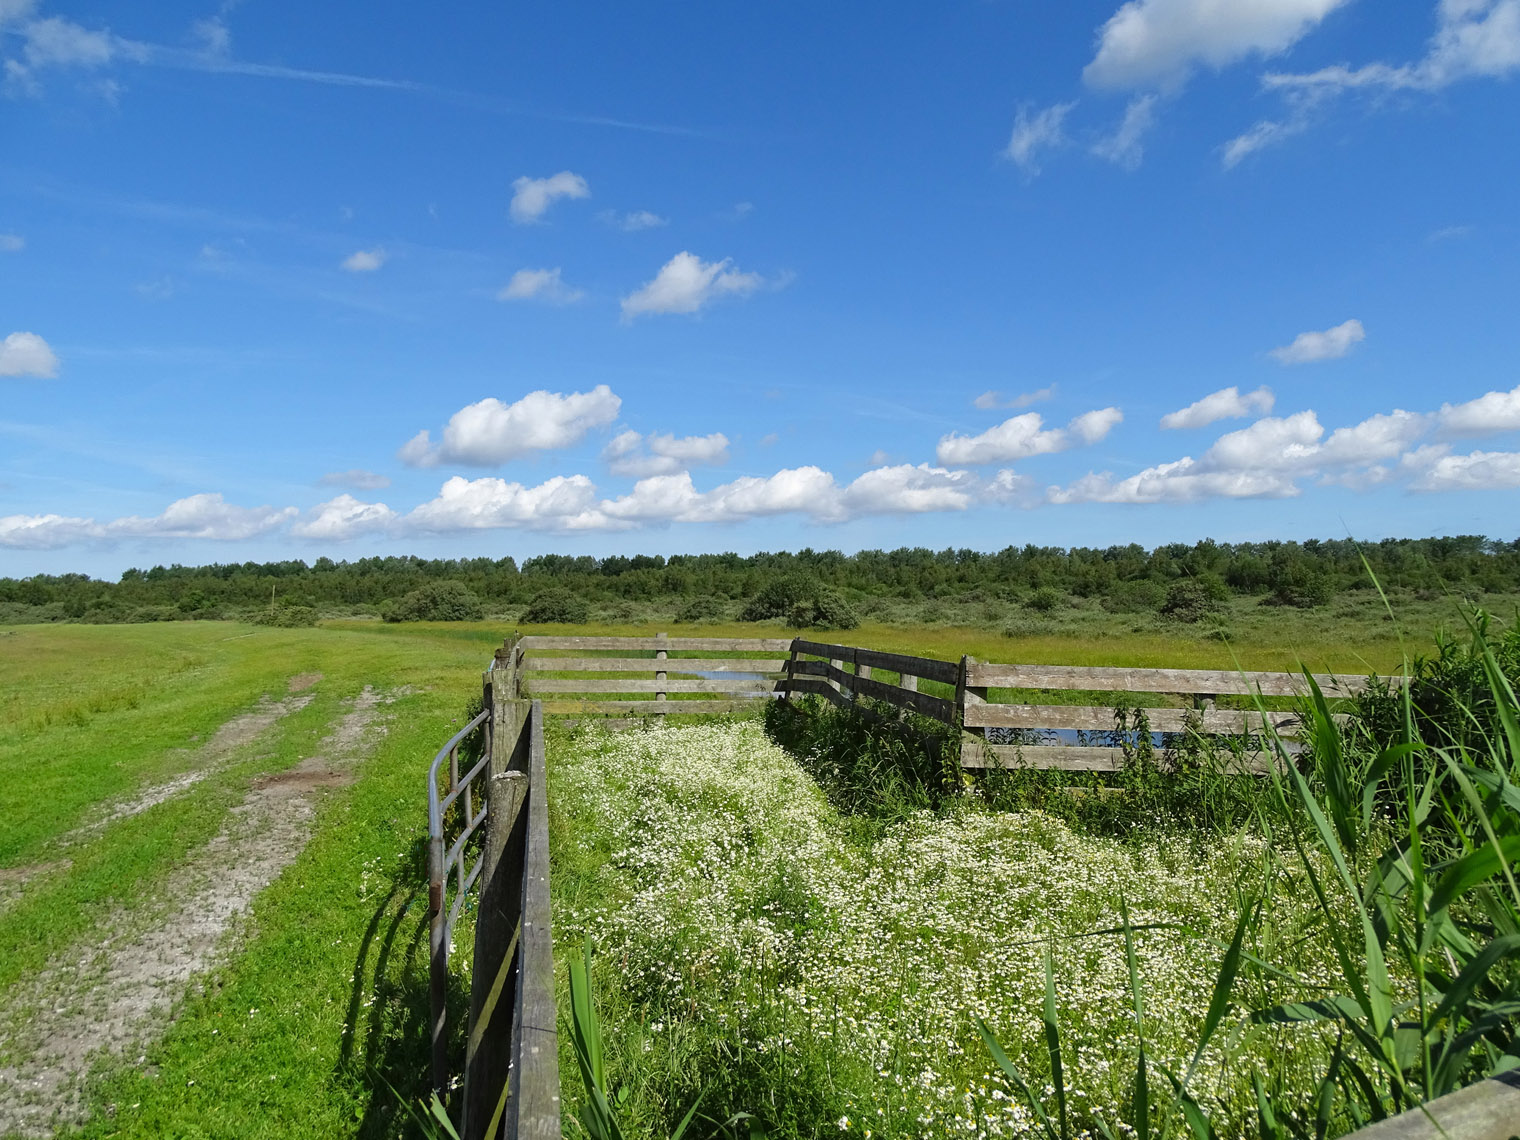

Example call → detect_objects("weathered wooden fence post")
655 630 668 716
780 637 798 704
954 655 978 770
462 642 530 1139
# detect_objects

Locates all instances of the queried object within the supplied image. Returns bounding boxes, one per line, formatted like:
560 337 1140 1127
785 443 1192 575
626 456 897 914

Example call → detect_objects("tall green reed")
986 612 1520 1137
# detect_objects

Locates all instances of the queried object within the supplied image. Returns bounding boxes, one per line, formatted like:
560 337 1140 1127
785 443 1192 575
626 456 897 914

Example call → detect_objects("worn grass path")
0 621 499 1140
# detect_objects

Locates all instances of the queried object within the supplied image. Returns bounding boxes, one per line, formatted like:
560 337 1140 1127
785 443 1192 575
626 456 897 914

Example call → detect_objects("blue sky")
2 0 1518 578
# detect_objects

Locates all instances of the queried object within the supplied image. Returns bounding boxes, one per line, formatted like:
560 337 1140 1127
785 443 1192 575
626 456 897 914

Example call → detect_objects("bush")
1263 558 1334 608
1025 586 1065 613
520 587 589 625
1101 579 1166 614
740 573 859 629
383 580 484 622
252 604 318 628
1159 580 1222 623
676 595 729 623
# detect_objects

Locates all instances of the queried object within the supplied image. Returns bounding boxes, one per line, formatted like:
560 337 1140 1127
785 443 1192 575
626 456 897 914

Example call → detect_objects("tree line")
1 535 1517 626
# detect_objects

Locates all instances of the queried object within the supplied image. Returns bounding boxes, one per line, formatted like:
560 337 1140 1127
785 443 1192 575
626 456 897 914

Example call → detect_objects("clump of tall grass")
762 695 958 820
990 610 1520 1136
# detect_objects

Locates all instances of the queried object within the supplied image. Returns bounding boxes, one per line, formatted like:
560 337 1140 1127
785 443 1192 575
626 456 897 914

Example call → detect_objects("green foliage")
763 695 957 818
521 587 590 624
1026 586 1066 612
739 573 859 629
383 580 485 623
251 603 319 627
1354 610 1520 755
993 610 1520 1136
675 595 729 623
1160 580 1222 623
4 534 1520 627
1101 579 1166 614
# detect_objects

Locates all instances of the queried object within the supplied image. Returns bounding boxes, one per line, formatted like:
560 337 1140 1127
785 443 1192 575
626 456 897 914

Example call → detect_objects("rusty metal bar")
427 706 491 1097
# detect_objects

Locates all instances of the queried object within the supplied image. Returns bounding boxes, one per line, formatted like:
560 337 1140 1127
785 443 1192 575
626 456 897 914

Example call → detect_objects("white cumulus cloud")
400 385 622 468
497 268 585 304
1083 0 1352 89
509 171 590 224
1437 382 1520 437
602 429 730 478
620 251 768 320
841 464 978 515
407 474 613 532
106 493 296 540
1410 448 1520 491
1160 385 1275 429
292 494 398 540
0 511 98 549
1269 318 1365 364
0 234 23 252
0 331 59 378
936 407 1121 465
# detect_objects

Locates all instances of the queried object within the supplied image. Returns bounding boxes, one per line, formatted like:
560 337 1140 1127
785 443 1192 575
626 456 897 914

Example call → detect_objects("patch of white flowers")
553 723 1347 1138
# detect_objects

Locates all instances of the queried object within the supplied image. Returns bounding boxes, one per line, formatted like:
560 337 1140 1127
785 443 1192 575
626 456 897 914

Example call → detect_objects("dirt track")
0 685 388 1138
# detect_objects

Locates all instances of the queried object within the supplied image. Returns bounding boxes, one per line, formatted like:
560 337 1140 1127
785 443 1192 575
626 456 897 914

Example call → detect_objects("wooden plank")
792 638 856 661
521 635 793 652
541 699 774 715
505 701 562 1139
964 662 1377 698
789 658 831 677
964 743 1275 774
527 678 781 694
964 703 1303 735
850 671 956 723
850 647 959 686
785 676 852 710
524 657 787 673
790 659 954 722
1341 1072 1520 1140
790 641 958 687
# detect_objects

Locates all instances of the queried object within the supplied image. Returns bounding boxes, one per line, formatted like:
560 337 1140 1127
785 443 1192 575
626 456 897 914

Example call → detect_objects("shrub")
1263 558 1334 608
1025 586 1064 613
252 604 318 628
1101 579 1166 614
676 595 728 623
383 580 484 622
520 587 589 625
740 573 859 629
1159 580 1222 622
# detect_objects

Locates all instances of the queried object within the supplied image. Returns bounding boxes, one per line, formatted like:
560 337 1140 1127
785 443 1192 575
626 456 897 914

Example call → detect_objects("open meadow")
1 601 1516 1139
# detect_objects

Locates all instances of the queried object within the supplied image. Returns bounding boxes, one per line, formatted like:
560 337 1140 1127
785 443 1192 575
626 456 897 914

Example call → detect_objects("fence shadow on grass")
335 835 469 1139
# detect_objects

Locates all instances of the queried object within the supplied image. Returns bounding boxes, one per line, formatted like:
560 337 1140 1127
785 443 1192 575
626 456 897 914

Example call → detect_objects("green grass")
2 605 1500 1139
0 621 500 1139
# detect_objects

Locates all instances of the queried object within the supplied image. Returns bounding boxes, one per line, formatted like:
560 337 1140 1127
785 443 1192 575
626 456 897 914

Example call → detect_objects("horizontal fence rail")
521 632 790 719
508 628 1395 768
774 636 1390 775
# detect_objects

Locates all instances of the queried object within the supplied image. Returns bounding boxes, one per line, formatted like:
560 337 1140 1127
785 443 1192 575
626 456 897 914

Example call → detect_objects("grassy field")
0 603 1497 1138
0 621 502 1139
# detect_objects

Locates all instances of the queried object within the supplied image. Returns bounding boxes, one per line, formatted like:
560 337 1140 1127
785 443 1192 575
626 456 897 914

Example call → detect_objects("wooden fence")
512 632 1389 772
427 635 560 1140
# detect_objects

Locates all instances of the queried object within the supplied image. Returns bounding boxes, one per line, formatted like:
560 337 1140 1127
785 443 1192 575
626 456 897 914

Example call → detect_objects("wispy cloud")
1004 102 1074 175
1269 318 1365 364
974 386 1056 410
